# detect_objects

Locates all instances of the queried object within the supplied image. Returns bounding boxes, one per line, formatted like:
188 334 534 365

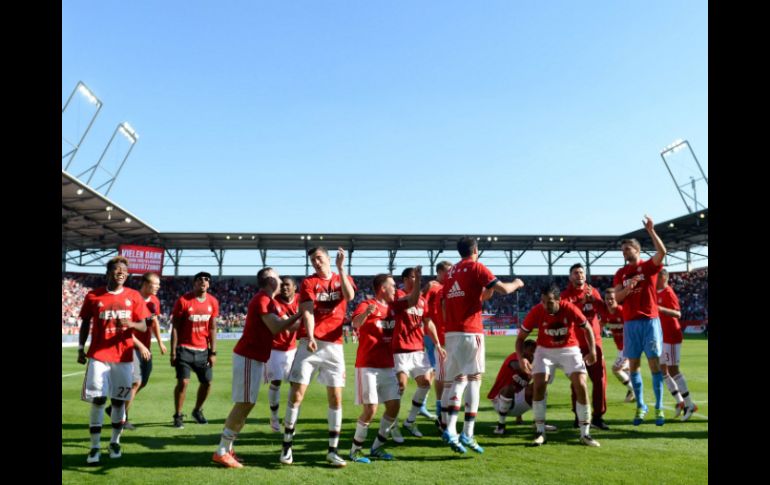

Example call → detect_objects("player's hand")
643 214 654 232
336 247 346 270
585 351 597 366
208 355 216 367
512 278 524 290
397 380 405 395
307 338 318 352
520 357 532 374
437 345 447 360
159 342 168 355
170 352 177 367
139 345 151 361
414 265 422 280
77 349 87 365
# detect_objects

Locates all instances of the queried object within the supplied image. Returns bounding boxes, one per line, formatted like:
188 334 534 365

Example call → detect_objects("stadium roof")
62 170 159 250
62 169 707 254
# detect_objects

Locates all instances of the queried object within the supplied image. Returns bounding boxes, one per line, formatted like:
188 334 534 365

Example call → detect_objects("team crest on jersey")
637 266 643 273
97 302 104 307
208 306 212 312
334 282 341 289
463 268 467 272
125 299 132 306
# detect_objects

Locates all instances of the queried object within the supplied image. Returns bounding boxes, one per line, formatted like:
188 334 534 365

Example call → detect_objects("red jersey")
657 286 682 344
134 294 160 349
172 292 219 350
597 302 625 351
443 258 498 334
560 283 603 349
233 291 279 362
423 281 446 345
353 299 396 368
521 301 587 349
271 295 299 351
487 352 531 399
80 287 150 363
298 272 357 344
391 295 428 353
613 258 663 321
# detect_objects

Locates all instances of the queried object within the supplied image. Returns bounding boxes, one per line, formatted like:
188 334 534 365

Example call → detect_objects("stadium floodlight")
125 217 132 223
119 122 139 143
76 188 84 195
79 122 140 197
62 81 103 171
659 139 708 213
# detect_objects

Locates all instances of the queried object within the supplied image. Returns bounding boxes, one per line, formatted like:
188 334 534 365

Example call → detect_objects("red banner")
118 245 164 275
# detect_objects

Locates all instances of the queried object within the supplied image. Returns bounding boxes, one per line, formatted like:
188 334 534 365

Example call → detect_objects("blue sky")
62 1 707 274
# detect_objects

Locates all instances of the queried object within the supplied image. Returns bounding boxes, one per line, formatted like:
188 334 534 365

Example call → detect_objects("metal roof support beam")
165 249 181 276
428 249 443 276
82 249 117 267
505 250 526 276
259 249 268 267
211 249 225 277
388 249 398 274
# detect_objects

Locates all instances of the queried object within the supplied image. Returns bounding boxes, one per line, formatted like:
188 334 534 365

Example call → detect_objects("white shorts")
445 333 485 378
434 347 447 382
264 348 297 383
612 349 630 371
661 343 681 366
288 339 346 388
232 353 264 404
354 367 401 405
394 351 432 378
493 389 531 417
81 359 134 403
532 346 586 377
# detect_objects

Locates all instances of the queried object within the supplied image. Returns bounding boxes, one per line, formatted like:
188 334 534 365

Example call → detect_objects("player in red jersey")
170 271 220 428
516 283 600 447
117 272 167 430
346 272 423 463
595 288 635 403
656 268 698 421
613 215 667 426
390 267 444 442
561 263 609 430
422 260 453 431
281 247 357 467
212 267 304 468
77 256 149 465
441 237 524 454
266 276 301 432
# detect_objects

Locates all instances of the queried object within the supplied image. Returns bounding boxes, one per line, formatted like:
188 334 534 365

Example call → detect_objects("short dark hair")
401 267 415 279
620 238 641 251
457 237 477 258
373 273 392 292
257 267 275 288
281 275 296 287
107 256 129 272
660 268 669 277
307 246 328 257
436 261 452 273
569 263 584 273
523 339 537 351
541 282 560 298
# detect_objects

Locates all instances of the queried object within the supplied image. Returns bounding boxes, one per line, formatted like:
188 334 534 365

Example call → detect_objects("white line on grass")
62 371 84 378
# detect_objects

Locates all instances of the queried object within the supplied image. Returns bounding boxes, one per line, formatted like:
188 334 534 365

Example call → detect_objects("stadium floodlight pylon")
62 81 103 171
76 122 139 197
660 139 708 213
